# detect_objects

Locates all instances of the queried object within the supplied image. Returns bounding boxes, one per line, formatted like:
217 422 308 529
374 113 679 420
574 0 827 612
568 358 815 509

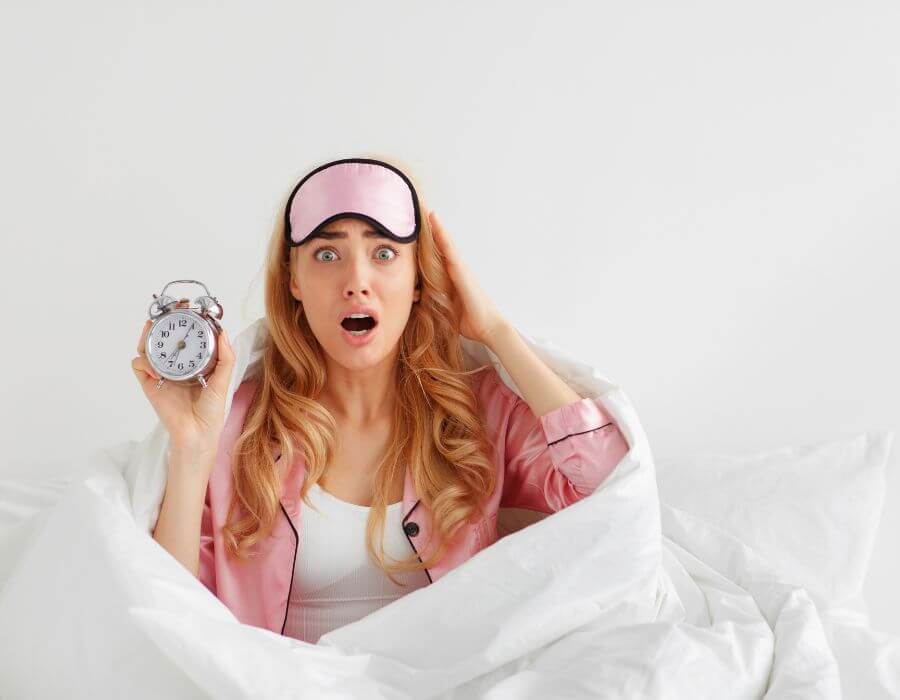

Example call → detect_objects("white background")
1 2 897 633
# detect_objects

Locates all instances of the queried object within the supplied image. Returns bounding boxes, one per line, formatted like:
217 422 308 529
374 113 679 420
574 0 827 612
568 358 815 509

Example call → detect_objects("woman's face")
289 216 420 371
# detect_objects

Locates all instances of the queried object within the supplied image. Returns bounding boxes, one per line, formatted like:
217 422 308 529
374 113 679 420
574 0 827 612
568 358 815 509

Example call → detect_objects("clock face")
147 311 213 378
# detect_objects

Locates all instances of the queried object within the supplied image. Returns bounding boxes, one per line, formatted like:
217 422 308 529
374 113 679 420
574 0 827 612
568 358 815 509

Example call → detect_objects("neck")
320 355 398 427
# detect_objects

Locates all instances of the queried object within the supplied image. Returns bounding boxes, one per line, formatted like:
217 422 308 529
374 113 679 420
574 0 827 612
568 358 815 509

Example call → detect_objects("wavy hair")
221 153 497 585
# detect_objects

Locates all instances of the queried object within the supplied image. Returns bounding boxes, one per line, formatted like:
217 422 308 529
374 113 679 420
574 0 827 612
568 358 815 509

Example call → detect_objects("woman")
131 156 630 644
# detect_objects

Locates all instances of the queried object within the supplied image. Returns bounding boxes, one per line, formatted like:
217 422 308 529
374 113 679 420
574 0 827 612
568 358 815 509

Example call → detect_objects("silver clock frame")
145 280 223 388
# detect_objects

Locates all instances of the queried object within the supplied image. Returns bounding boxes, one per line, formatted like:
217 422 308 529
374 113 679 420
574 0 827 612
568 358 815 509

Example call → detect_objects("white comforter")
0 318 897 699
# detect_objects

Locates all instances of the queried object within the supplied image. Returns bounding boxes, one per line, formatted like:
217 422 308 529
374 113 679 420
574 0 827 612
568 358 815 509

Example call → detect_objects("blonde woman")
131 156 630 644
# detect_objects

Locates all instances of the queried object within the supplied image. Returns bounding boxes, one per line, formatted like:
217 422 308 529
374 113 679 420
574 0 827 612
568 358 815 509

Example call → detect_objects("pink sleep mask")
284 157 421 247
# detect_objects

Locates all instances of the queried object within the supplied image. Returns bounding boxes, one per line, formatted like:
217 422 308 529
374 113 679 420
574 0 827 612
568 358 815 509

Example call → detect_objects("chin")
325 328 401 369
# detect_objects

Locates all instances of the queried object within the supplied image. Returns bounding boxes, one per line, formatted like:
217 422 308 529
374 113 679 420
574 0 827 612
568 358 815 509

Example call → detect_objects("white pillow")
654 430 894 611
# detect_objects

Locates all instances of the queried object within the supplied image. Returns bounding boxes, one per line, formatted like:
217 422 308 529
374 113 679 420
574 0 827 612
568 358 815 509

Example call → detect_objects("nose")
342 251 372 299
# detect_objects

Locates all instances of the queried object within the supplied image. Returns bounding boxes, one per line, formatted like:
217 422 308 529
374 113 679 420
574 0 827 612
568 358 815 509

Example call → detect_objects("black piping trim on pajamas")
547 421 614 447
278 501 299 636
402 500 433 584
273 452 300 636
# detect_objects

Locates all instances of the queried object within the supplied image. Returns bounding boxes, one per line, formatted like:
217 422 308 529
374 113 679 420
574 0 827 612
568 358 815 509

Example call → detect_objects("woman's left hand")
429 210 509 346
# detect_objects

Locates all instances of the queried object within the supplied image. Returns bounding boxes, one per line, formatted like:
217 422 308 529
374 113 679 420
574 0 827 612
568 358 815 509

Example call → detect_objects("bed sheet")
0 318 897 699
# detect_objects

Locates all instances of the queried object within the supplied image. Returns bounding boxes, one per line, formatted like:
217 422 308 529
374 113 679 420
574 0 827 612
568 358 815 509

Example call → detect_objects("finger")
429 211 443 241
207 330 235 395
137 319 152 355
217 329 234 364
430 212 456 260
131 357 161 393
131 354 160 379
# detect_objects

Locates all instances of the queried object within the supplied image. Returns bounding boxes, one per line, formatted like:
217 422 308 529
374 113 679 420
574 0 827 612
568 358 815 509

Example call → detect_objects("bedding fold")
0 317 896 699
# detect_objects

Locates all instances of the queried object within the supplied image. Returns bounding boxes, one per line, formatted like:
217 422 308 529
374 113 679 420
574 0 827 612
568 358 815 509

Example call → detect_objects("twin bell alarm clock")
145 279 224 389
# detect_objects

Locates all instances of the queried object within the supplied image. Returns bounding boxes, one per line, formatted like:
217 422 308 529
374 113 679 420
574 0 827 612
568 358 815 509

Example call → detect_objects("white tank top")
282 481 431 644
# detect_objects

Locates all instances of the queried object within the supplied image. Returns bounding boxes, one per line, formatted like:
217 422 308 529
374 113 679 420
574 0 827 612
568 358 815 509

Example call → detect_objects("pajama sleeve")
482 368 630 513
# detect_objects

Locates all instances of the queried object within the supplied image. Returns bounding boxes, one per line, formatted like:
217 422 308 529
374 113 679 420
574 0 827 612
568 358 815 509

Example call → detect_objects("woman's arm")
427 211 626 509
482 321 583 419
478 323 630 511
151 447 216 581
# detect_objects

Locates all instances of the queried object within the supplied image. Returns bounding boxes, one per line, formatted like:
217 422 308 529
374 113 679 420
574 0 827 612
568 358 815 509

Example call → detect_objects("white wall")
1 1 897 632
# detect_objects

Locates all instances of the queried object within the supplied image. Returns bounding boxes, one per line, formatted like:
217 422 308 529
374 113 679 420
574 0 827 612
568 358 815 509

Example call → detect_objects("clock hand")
169 325 194 366
167 302 192 362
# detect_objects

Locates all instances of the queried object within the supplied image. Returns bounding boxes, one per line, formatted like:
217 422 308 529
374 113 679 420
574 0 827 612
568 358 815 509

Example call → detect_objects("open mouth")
340 315 378 336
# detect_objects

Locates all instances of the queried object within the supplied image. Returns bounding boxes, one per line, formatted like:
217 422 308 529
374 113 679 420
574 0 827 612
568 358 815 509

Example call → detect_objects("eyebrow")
312 229 389 240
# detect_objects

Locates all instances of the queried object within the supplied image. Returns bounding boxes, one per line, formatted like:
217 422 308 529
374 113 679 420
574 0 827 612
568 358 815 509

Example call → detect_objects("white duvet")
0 318 897 699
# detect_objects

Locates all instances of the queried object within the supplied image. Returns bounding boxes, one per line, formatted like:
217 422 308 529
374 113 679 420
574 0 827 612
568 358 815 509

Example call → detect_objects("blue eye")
314 248 337 262
375 246 398 261
313 245 398 263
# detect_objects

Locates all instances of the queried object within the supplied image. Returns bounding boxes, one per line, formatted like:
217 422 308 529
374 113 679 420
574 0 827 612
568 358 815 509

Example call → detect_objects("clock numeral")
189 361 195 368
156 341 163 348
197 330 204 337
168 322 175 331
161 330 170 338
167 361 174 367
196 352 202 360
160 352 167 358
178 319 187 327
200 341 207 349
177 363 184 370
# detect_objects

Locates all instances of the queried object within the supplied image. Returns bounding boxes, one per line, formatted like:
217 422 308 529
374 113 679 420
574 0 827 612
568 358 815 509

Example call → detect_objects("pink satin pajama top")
197 366 630 636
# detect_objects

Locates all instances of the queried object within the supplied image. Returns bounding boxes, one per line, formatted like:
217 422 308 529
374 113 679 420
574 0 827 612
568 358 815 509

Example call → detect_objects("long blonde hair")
222 154 497 584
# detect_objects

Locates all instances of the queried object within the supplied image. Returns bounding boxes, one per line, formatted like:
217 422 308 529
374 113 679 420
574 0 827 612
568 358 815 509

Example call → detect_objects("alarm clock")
145 279 224 389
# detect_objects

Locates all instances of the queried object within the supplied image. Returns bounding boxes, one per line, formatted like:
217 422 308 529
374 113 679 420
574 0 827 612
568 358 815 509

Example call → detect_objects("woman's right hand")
131 318 236 458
